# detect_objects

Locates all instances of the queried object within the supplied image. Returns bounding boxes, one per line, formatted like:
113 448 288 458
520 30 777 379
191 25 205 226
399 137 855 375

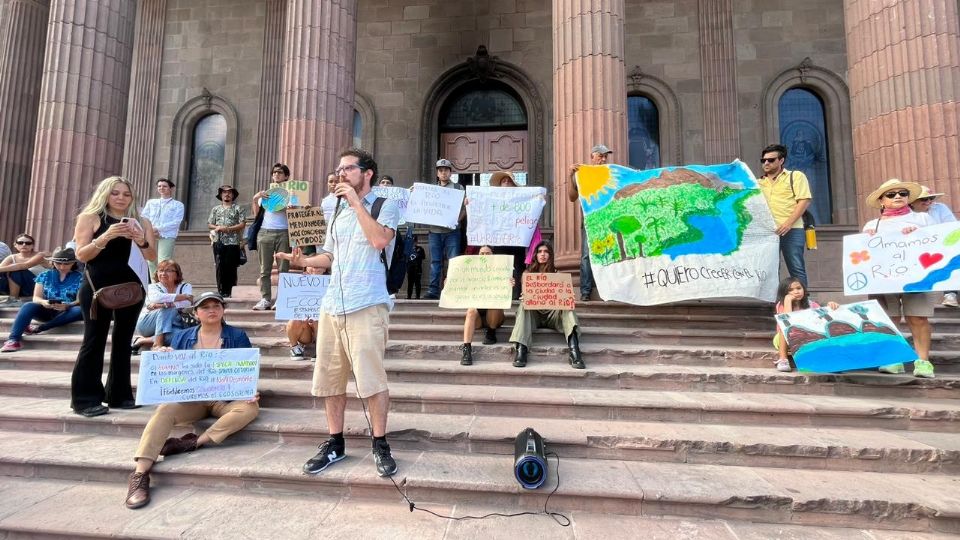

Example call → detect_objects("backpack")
371 197 407 294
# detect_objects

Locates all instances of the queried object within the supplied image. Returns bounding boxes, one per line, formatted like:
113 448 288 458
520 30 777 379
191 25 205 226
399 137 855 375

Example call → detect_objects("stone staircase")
0 295 959 538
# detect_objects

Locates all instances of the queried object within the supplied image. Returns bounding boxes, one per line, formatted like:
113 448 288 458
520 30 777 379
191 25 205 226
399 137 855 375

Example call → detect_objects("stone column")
698 0 740 163
254 0 286 189
844 0 960 223
277 0 357 204
0 0 49 242
26 0 137 247
552 0 628 271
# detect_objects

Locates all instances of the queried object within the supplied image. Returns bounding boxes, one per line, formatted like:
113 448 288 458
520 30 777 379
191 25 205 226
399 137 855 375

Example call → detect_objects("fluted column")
278 0 357 204
552 0 628 271
254 0 286 189
844 0 960 223
26 0 137 248
698 0 740 163
0 0 49 242
121 0 165 196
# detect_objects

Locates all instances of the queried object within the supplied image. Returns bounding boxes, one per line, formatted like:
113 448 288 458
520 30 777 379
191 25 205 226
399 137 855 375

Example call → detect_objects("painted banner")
275 272 330 320
286 207 326 247
775 300 916 373
261 186 289 212
406 183 464 229
522 272 575 310
286 179 310 206
135 348 260 405
578 162 779 305
465 186 546 247
842 222 960 296
439 254 513 309
372 185 411 225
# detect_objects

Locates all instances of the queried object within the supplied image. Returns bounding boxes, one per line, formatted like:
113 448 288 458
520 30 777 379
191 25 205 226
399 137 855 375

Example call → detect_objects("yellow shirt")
757 169 811 229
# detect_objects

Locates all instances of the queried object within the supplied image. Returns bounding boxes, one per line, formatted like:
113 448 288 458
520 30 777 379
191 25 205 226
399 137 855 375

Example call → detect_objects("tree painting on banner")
577 162 780 305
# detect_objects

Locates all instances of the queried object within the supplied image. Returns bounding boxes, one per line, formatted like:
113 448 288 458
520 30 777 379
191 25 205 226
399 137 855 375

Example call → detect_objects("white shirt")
142 282 193 313
321 193 337 225
260 207 288 230
141 197 184 238
320 192 400 316
927 202 957 224
862 211 935 233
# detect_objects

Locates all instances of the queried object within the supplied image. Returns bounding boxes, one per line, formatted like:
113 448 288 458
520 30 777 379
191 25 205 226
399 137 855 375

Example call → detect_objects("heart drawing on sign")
919 252 944 268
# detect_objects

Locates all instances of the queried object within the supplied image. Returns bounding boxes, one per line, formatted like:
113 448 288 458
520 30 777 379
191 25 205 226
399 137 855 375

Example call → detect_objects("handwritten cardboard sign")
135 348 260 405
522 272 575 310
439 254 513 309
466 186 546 247
372 185 411 225
775 300 916 373
275 272 330 320
842 222 960 295
286 179 311 206
286 207 326 247
406 182 464 229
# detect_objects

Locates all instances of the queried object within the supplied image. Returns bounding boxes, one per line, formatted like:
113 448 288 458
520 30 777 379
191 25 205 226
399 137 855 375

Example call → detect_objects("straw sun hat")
865 178 922 209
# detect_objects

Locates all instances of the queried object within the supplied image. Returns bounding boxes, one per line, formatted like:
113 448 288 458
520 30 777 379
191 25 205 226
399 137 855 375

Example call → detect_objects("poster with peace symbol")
842 222 960 296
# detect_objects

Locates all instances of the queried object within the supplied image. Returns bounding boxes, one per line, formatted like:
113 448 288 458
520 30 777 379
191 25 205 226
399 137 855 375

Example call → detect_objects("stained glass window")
627 96 661 170
440 86 526 130
778 88 832 224
187 114 227 230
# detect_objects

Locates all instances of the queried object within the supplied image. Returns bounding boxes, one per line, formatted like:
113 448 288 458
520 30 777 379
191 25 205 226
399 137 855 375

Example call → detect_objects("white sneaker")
290 344 305 360
943 293 959 308
252 299 271 311
775 359 793 372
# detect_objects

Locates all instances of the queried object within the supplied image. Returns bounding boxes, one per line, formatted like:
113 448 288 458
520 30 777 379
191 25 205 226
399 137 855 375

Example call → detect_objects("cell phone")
120 217 130 223
48 300 61 305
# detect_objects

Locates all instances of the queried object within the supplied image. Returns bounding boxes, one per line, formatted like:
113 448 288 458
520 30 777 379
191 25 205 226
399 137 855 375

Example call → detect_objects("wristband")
91 240 105 250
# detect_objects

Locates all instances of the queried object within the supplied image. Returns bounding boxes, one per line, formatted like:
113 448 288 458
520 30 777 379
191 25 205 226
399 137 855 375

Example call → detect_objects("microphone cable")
327 194 570 527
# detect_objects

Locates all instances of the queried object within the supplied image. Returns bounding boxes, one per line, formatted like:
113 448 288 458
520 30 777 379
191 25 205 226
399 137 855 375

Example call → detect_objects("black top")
86 214 140 288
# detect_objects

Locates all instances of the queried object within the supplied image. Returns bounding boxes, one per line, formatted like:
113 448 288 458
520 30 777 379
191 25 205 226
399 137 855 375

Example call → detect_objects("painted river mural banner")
576 162 779 305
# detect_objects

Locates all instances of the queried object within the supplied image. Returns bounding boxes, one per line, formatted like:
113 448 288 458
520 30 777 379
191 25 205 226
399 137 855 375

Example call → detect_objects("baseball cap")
436 158 453 169
591 144 613 155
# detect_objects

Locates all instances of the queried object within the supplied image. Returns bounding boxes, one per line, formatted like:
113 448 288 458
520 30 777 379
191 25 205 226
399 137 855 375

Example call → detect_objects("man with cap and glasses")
423 158 466 300
567 144 612 301
208 185 247 298
757 143 812 289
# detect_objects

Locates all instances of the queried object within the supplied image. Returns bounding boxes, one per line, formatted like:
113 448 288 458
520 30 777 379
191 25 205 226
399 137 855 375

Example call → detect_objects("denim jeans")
0 269 38 297
8 302 83 341
579 225 594 297
428 230 461 297
135 307 184 339
780 228 807 289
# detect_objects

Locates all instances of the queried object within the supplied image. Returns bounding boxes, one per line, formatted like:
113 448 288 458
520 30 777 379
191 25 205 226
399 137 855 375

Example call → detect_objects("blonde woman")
71 177 157 417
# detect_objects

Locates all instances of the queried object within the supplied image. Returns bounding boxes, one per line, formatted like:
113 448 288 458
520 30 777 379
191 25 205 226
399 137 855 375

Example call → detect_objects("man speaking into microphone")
276 148 400 477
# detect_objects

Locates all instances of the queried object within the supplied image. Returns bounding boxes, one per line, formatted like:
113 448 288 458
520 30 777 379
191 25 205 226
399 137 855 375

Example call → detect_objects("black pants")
407 269 422 299
213 243 241 296
71 283 144 410
494 246 526 300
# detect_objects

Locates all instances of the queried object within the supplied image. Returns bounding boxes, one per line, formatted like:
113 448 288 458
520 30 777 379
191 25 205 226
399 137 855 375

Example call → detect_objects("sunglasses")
883 190 911 199
15 240 33 245
760 157 781 164
915 197 935 203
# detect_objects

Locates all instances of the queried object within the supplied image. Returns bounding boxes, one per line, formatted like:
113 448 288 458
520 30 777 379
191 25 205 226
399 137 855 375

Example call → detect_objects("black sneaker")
372 439 397 477
303 438 346 475
482 328 497 345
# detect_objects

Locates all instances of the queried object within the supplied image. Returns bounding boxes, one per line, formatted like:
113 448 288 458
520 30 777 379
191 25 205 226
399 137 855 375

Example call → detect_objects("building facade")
0 0 957 290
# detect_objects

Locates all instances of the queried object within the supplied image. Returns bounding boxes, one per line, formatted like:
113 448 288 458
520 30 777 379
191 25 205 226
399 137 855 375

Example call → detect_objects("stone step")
1 431 958 533
3 349 960 399
2 396 959 475
2 369 959 431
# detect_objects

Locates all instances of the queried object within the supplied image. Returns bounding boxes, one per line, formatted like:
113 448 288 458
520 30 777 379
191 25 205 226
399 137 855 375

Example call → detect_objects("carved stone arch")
762 59 856 225
168 89 240 229
419 56 548 223
354 92 377 155
626 67 683 166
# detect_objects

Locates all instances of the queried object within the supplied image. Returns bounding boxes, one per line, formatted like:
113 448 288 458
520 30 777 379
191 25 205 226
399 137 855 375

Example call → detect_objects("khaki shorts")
875 292 936 319
312 305 389 399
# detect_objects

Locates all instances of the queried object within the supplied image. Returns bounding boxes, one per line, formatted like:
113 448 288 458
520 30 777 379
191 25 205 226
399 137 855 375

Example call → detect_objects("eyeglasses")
335 164 365 175
157 270 178 274
760 157 781 164
916 197 935 203
271 170 285 175
883 190 911 199
15 240 33 245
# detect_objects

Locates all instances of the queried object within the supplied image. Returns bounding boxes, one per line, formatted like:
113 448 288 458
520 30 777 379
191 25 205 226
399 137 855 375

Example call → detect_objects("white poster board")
372 185 411 225
405 183 464 229
136 348 260 405
465 186 546 247
439 254 514 309
275 272 330 320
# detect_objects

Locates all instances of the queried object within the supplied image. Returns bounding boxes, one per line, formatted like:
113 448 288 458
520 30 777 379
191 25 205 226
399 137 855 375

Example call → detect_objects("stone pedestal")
552 0 628 271
844 0 960 222
25 0 137 248
277 0 357 204
0 0 49 242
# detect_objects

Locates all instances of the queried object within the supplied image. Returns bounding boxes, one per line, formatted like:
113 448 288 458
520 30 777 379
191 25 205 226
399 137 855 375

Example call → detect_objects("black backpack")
371 197 407 294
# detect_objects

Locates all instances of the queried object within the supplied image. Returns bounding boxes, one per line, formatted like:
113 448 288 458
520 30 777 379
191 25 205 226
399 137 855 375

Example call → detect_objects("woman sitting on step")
132 260 194 352
0 233 51 305
459 245 506 366
125 292 259 510
508 241 584 369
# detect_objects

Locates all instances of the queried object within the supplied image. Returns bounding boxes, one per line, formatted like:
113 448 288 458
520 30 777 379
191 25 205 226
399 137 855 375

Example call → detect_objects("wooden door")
441 130 528 173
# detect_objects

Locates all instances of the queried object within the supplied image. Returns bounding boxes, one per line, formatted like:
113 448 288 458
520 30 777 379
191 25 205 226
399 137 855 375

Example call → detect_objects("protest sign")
439 254 513 309
466 185 546 247
136 348 260 405
372 185 411 225
842 222 960 296
774 300 915 373
522 273 575 310
578 162 779 305
261 186 289 212
286 207 326 247
275 272 330 320
406 182 464 229
286 179 311 206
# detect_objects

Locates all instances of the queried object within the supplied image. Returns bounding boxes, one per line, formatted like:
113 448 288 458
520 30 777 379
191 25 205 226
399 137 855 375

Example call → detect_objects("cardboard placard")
405 182 464 229
275 272 330 320
135 348 260 405
286 179 310 206
522 272 575 310
438 254 513 309
286 207 327 247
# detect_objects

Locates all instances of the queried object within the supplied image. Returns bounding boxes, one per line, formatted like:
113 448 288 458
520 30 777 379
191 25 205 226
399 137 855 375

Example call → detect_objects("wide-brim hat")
216 185 239 200
191 291 225 309
46 247 77 263
865 178 922 208
917 185 945 199
490 171 517 186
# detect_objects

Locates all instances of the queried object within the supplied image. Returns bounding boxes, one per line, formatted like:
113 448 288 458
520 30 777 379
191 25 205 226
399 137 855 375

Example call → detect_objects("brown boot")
125 471 150 509
160 433 198 457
